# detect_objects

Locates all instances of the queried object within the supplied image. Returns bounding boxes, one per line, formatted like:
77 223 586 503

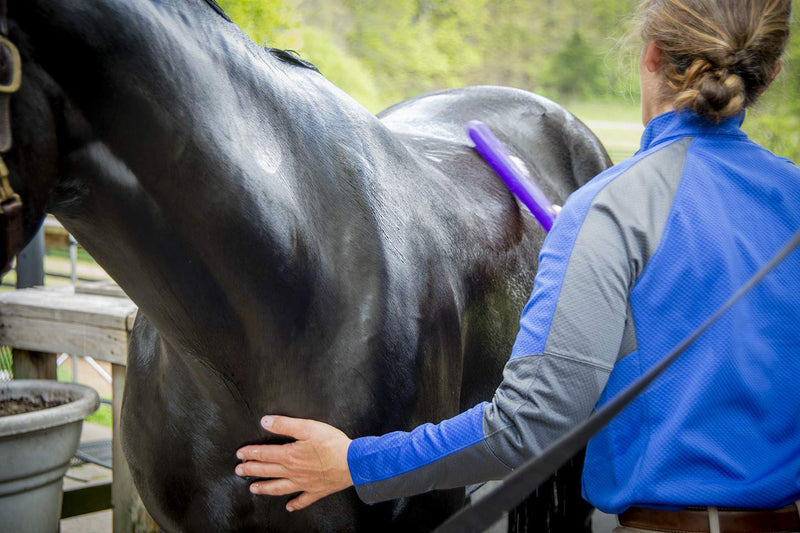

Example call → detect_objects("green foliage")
215 0 299 46
743 15 800 162
342 0 487 106
216 0 643 106
746 90 800 162
544 31 604 98
215 0 799 163
86 402 113 428
295 27 383 110
0 346 12 377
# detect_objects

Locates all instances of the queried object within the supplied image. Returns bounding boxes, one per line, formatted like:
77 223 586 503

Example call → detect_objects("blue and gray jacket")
347 110 800 513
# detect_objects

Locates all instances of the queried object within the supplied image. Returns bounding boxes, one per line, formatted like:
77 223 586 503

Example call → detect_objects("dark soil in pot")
0 396 67 416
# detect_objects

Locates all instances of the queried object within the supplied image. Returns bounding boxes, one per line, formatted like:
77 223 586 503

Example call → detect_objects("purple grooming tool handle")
467 120 555 232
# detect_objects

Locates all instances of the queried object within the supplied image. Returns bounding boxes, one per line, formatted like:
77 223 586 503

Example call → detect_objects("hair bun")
670 58 746 122
728 49 751 67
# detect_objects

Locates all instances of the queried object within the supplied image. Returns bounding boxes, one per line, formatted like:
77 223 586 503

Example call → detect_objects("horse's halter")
0 0 24 274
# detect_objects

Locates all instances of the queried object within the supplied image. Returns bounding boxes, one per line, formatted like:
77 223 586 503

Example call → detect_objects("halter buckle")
0 35 21 94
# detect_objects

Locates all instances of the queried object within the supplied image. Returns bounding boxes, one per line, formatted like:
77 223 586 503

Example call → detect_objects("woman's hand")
235 416 354 512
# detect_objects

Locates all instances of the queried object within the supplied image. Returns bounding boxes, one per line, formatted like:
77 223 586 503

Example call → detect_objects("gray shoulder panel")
545 137 691 363
482 352 612 468
618 300 638 360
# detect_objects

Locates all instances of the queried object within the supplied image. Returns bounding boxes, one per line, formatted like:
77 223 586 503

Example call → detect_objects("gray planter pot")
0 379 100 533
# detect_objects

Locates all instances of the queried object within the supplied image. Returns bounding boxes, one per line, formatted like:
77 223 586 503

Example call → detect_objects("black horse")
6 0 610 530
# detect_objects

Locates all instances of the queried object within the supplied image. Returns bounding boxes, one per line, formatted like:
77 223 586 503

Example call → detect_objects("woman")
235 1 800 531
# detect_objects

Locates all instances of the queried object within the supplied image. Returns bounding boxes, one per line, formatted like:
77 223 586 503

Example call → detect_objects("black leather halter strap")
0 0 23 274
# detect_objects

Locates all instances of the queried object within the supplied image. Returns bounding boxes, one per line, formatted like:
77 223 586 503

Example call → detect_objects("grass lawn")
563 99 644 164
563 99 643 124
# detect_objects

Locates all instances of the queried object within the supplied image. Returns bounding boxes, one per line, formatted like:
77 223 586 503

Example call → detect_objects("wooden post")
112 363 157 533
11 348 57 379
111 362 131 533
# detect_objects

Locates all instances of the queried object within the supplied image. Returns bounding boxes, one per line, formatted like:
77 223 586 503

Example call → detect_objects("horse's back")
379 86 611 205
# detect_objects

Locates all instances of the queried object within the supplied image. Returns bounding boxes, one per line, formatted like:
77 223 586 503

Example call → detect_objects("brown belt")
619 504 800 533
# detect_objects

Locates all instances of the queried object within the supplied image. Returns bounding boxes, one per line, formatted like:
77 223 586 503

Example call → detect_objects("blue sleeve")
347 403 503 502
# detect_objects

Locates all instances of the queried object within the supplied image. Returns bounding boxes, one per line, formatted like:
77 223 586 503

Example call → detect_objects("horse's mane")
264 47 319 72
200 0 318 72
201 0 231 21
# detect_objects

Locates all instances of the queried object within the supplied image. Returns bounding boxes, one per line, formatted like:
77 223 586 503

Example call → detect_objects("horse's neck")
53 71 395 364
16 0 412 366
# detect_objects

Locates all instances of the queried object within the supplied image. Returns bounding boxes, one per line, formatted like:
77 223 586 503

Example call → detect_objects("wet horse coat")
7 0 610 530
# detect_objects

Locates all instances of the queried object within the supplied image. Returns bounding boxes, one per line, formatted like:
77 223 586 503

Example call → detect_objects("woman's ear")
768 60 783 87
758 60 783 95
643 39 664 73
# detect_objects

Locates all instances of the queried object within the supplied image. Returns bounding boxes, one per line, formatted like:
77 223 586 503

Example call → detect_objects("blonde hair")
635 0 792 122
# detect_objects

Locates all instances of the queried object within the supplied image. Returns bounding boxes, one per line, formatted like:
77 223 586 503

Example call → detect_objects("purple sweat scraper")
467 120 556 232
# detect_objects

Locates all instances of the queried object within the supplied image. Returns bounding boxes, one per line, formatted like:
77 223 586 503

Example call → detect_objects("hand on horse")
235 416 354 512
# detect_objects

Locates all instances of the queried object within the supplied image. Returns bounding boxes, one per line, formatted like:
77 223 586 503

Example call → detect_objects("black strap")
0 0 6 35
435 227 800 533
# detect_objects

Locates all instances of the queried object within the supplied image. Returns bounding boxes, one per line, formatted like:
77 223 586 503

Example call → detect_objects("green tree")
216 0 299 47
210 0 800 155
342 0 487 105
744 15 800 162
294 26 383 111
215 0 382 109
544 31 604 97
